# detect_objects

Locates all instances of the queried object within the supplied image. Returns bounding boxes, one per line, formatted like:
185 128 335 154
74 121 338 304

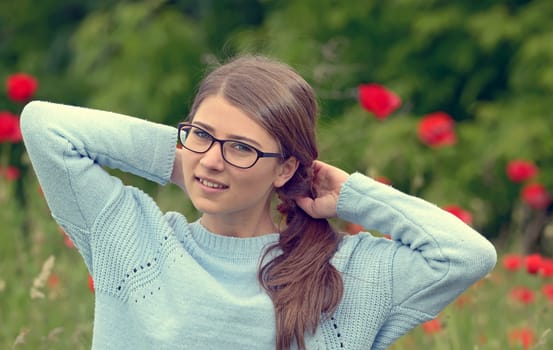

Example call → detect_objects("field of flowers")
391 253 553 350
1 64 553 350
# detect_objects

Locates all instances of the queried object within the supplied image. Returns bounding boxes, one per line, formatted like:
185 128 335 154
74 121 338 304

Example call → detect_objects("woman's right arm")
21 100 178 232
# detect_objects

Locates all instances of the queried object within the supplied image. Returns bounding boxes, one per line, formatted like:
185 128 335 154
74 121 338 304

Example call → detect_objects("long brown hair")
188 55 343 350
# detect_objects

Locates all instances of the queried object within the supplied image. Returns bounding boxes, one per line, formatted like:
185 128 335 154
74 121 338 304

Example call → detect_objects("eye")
193 128 212 139
229 141 256 153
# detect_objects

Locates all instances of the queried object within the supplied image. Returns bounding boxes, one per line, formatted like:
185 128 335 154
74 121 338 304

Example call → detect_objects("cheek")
237 166 279 192
181 156 197 187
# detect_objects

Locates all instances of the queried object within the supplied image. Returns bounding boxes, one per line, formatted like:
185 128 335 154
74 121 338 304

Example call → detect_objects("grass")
1 177 552 350
1 179 94 350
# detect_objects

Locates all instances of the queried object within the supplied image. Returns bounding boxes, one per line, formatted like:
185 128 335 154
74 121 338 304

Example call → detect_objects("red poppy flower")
58 227 76 248
455 294 471 308
417 112 456 147
443 205 473 225
47 273 60 289
521 183 551 209
477 334 488 346
506 160 538 183
525 254 542 275
6 73 38 102
540 258 553 278
358 84 401 120
0 166 20 181
375 176 392 185
0 111 22 143
6 166 20 180
64 234 76 248
344 222 364 235
509 286 535 304
507 327 535 349
542 283 553 302
502 254 523 272
88 274 95 293
422 318 443 334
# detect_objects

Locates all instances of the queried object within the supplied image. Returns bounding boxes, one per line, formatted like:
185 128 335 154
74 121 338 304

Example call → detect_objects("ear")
273 156 299 188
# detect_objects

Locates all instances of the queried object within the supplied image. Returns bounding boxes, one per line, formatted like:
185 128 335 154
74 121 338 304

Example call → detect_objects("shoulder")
90 187 193 294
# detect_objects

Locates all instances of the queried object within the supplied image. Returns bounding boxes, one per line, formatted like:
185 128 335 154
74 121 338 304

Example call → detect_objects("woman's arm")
297 161 496 315
21 101 178 231
336 173 497 316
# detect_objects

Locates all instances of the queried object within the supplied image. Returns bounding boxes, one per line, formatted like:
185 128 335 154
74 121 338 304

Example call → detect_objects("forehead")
192 95 277 146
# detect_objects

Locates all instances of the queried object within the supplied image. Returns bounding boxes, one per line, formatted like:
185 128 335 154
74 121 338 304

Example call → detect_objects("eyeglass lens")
180 126 260 168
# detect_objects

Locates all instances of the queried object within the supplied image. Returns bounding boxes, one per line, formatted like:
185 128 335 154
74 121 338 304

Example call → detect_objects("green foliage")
69 0 206 123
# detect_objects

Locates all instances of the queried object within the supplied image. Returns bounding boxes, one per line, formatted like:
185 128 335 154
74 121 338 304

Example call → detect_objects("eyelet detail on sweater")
331 317 344 348
116 258 157 294
133 286 160 304
114 229 177 298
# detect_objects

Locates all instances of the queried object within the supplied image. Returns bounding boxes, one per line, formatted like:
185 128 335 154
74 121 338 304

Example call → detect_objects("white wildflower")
30 255 55 299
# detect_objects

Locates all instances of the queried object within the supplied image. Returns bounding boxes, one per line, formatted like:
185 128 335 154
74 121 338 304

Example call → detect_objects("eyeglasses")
177 123 284 169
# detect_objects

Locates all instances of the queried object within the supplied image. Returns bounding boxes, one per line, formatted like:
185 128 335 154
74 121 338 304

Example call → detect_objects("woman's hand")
295 160 349 219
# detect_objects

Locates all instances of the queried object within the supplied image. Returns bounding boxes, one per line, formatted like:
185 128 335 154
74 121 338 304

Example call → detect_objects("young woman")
21 55 496 350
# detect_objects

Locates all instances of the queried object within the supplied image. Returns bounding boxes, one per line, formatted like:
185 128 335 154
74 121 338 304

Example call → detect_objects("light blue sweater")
21 101 497 350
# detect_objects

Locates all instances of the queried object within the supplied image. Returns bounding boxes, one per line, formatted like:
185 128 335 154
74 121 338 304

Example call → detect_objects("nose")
199 142 225 170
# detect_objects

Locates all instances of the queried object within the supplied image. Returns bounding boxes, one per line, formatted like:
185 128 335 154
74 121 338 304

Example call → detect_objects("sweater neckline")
189 220 280 260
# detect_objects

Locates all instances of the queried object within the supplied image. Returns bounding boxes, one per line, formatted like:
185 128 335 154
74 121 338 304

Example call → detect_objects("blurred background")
1 0 552 349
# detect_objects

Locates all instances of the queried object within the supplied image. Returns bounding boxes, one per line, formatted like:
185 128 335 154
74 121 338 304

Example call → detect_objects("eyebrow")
192 121 263 148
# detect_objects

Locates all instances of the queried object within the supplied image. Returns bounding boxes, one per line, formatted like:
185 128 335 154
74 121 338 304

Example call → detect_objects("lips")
196 176 228 189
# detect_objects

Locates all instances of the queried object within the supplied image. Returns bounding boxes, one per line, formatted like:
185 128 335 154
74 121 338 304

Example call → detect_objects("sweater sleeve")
336 173 497 317
20 100 177 239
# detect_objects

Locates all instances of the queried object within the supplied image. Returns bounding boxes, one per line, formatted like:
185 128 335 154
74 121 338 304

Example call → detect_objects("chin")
190 198 222 216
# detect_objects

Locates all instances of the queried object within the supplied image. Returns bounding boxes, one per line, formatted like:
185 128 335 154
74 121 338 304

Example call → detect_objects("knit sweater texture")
21 101 497 350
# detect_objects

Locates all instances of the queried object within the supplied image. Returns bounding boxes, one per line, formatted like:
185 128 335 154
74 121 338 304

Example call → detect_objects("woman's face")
181 95 297 228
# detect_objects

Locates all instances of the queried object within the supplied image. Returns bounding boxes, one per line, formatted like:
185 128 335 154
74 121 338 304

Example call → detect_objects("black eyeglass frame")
177 123 285 169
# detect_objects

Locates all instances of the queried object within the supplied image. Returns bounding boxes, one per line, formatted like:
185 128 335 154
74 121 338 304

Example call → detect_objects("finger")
295 197 317 217
295 196 313 211
312 160 326 174
311 161 327 185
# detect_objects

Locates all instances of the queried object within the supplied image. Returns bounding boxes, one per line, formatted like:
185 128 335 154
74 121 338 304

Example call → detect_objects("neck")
200 205 278 238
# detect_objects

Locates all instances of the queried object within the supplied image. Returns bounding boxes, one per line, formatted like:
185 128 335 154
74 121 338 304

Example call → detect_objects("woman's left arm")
296 162 497 316
336 172 497 315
